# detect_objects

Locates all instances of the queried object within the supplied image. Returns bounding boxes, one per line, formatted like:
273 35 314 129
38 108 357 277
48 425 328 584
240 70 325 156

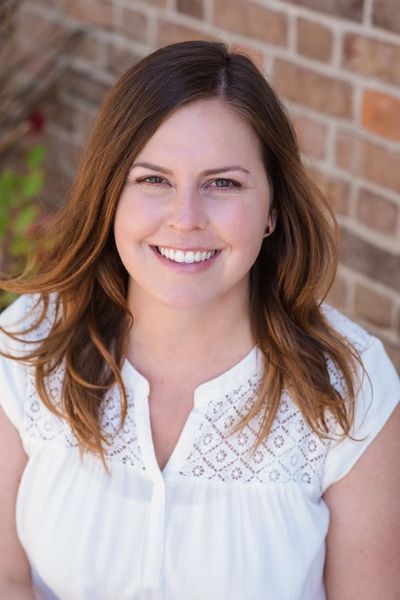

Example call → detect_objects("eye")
137 176 167 185
210 178 241 190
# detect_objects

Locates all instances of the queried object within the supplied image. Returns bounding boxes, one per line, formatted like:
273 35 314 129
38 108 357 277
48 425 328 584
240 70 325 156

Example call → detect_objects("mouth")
153 246 220 264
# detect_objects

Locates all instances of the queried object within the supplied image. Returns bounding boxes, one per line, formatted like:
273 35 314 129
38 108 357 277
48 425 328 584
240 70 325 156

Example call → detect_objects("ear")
263 209 277 238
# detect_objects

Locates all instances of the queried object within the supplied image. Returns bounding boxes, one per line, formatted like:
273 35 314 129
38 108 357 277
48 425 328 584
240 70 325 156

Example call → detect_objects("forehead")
137 98 263 161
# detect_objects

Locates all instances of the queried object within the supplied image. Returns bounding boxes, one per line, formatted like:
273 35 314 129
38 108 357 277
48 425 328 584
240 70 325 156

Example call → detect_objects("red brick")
77 34 99 63
362 90 400 142
140 0 167 6
297 18 332 63
213 0 287 47
73 105 98 139
177 0 204 19
230 43 265 71
292 114 328 160
311 170 351 215
273 59 353 118
342 33 400 87
156 20 216 46
356 187 399 236
372 0 400 35
354 283 393 328
336 130 400 194
41 96 75 132
327 273 348 311
17 8 65 41
284 0 363 21
106 43 141 77
383 341 400 374
340 227 400 291
120 7 148 42
63 68 110 106
61 0 114 27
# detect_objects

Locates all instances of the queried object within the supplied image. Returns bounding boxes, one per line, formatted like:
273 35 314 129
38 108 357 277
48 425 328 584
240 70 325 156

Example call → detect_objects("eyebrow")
130 162 251 176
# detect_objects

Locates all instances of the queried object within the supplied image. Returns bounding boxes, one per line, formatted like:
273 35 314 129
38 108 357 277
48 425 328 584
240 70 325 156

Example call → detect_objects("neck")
125 288 255 388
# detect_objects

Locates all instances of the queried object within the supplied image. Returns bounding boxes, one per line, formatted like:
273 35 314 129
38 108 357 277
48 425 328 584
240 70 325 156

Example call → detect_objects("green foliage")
0 144 46 308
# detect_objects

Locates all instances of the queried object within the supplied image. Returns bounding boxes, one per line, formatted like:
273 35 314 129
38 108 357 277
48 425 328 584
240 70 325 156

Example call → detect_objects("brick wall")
14 0 400 368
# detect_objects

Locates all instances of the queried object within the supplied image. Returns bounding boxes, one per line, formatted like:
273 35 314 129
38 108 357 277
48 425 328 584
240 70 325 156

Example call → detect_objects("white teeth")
157 247 216 263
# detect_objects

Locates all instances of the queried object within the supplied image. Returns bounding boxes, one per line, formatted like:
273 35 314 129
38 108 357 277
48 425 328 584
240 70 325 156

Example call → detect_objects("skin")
0 98 398 596
0 408 34 598
323 404 400 598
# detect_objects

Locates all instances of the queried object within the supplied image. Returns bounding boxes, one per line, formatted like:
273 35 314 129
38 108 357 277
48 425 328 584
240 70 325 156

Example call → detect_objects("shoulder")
321 302 373 354
0 293 59 347
0 293 58 431
321 304 400 492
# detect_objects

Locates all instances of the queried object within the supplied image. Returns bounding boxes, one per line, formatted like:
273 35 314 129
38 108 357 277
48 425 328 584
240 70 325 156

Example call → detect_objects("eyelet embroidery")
19 295 372 487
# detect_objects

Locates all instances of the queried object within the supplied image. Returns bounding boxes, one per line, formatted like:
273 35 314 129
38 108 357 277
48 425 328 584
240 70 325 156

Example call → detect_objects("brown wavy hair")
0 40 362 460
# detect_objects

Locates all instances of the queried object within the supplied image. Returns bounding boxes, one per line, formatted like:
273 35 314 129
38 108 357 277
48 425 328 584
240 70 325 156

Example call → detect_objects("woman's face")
114 98 275 312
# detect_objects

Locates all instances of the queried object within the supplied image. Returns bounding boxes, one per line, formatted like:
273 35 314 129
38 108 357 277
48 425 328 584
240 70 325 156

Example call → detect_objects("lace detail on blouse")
19 295 373 486
178 378 330 485
21 295 147 469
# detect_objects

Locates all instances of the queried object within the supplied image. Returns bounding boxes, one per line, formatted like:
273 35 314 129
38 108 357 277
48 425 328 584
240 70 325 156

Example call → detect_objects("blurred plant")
0 0 84 307
0 142 47 308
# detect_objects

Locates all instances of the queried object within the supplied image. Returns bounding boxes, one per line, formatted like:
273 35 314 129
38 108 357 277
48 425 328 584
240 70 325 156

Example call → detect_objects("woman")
0 40 399 599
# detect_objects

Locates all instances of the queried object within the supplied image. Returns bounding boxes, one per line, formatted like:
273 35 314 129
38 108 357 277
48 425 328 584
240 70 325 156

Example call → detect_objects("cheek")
114 194 161 243
216 201 268 246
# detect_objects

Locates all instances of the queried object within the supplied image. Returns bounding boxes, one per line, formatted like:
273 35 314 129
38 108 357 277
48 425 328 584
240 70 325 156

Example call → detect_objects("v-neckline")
121 346 261 479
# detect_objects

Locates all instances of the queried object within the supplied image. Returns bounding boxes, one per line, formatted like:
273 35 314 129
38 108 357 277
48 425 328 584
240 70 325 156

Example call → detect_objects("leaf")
26 145 46 168
13 205 38 235
10 235 30 256
0 171 20 208
21 172 44 199
0 291 19 310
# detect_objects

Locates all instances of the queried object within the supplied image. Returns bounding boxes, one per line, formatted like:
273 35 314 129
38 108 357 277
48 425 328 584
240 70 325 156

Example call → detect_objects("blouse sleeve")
322 336 400 493
0 295 30 431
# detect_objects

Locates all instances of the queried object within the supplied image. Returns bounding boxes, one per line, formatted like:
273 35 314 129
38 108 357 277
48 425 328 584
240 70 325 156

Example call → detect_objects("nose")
166 186 208 231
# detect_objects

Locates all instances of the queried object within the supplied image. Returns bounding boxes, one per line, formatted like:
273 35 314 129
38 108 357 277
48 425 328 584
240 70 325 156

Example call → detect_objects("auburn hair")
0 40 362 460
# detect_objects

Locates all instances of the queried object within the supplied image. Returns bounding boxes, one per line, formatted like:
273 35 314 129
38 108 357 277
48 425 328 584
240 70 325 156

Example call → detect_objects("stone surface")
362 90 400 142
213 0 288 47
340 227 400 291
336 129 400 194
274 59 353 118
356 187 399 237
372 0 400 35
279 0 363 21
343 33 400 86
297 18 333 63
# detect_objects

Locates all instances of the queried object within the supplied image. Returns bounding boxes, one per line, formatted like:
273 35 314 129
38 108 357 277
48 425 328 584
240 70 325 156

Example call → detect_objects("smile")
156 246 217 264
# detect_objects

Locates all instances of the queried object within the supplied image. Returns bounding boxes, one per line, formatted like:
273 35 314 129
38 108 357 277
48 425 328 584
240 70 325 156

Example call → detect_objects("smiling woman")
114 98 273 310
0 40 399 600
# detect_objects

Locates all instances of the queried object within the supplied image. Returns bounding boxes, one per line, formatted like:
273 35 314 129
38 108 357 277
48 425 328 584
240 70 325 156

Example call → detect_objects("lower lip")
150 246 221 272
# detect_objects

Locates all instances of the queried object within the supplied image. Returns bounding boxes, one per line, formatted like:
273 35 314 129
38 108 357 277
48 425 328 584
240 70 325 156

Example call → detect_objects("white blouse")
0 294 399 600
